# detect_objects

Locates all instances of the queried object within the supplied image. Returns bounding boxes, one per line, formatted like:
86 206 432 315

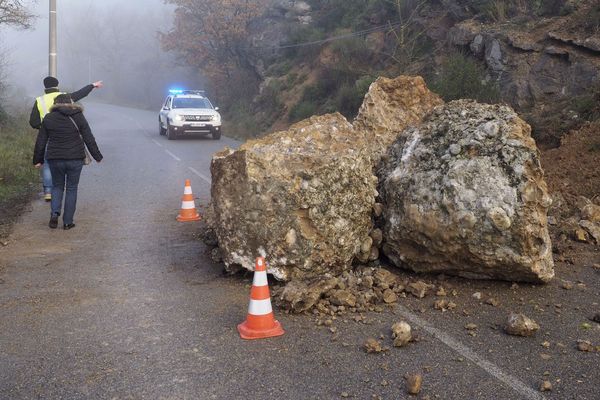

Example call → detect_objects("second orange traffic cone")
238 257 285 340
177 179 201 222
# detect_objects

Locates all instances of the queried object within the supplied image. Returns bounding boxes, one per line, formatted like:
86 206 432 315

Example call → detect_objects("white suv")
159 90 222 140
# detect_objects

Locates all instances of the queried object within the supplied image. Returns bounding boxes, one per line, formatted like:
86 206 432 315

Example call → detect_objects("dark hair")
54 94 73 104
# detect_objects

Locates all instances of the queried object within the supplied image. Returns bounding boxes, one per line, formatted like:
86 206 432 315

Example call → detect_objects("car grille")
184 115 212 121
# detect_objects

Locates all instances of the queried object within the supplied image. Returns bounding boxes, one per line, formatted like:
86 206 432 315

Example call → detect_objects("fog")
0 0 202 110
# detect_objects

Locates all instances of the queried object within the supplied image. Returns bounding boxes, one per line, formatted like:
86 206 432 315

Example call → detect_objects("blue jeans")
42 159 53 194
48 159 84 225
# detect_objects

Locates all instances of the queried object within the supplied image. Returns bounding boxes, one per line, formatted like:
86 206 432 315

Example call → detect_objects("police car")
158 90 222 140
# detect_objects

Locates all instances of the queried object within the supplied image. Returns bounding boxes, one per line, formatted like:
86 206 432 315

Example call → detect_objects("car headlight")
174 114 184 122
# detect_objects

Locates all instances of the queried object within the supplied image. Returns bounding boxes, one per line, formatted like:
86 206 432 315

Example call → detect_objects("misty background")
0 0 203 110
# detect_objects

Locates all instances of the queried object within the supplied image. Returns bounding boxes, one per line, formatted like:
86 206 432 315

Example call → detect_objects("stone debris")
504 313 540 337
405 374 423 395
329 290 357 308
433 299 457 312
408 281 434 299
574 228 588 242
590 313 600 324
465 323 478 331
576 340 597 352
364 338 384 353
539 380 552 392
379 100 554 283
485 297 500 307
561 280 574 290
278 267 415 314
391 321 412 347
580 203 600 222
472 292 482 300
579 220 600 244
382 289 397 304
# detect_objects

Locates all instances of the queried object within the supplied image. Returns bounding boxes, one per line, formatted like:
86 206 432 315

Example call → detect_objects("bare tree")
0 0 35 29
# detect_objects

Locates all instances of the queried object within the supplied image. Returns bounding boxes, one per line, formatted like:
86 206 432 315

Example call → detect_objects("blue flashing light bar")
169 89 206 96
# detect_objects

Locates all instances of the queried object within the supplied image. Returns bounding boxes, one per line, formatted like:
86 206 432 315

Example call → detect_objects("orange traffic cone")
176 179 201 222
238 257 285 340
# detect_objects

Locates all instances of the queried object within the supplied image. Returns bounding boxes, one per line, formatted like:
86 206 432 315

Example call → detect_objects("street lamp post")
49 0 57 77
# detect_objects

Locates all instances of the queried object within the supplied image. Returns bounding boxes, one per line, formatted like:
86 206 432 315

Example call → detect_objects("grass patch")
0 114 38 204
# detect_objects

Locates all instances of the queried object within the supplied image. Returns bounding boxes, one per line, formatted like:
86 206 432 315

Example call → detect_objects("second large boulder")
378 100 554 282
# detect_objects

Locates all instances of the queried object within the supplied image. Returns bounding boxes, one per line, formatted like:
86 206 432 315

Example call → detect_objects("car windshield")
172 97 212 109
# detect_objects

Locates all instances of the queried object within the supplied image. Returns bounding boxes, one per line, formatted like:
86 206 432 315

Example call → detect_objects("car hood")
170 108 219 115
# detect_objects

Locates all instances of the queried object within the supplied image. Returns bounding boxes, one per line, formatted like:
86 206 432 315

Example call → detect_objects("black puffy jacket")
33 103 103 165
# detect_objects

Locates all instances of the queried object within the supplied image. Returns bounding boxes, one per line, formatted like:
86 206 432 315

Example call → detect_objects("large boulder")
378 100 554 282
353 75 443 162
211 113 377 280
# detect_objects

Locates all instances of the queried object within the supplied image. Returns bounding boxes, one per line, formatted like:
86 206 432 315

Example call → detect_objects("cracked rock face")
378 100 555 283
211 113 376 280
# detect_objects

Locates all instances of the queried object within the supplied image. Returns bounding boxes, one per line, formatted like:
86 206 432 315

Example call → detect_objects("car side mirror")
214 107 219 111
163 106 170 110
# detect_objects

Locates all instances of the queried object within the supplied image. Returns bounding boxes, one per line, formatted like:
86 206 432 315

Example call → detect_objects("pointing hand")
93 81 104 88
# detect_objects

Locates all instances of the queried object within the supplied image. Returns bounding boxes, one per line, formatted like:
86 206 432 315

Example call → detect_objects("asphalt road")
1 103 599 400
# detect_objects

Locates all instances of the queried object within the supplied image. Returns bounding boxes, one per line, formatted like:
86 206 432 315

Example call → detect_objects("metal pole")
49 0 57 77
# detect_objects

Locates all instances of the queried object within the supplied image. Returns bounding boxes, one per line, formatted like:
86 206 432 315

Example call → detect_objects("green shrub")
288 100 318 122
430 52 500 104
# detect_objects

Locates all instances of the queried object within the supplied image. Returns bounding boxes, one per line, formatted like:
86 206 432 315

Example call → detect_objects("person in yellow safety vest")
29 76 103 201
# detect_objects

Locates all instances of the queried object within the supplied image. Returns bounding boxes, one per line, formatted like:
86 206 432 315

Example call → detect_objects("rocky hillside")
232 0 600 148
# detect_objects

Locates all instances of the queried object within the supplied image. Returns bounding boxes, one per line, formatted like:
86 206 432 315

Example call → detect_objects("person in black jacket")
33 94 103 230
29 76 103 201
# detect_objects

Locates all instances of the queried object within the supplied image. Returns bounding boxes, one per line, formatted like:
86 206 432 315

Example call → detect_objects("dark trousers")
48 159 84 225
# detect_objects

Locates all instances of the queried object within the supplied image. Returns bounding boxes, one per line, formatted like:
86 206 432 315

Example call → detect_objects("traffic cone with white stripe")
176 179 201 222
238 257 285 340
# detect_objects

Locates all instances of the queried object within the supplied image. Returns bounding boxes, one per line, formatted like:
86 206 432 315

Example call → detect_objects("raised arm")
69 81 103 103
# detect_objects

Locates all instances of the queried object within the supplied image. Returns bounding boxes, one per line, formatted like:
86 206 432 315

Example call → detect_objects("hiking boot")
63 223 76 230
49 214 59 229
44 193 52 202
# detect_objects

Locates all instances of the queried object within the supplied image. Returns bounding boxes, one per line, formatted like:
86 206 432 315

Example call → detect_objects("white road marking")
151 139 163 147
165 150 181 162
188 167 211 184
395 305 546 400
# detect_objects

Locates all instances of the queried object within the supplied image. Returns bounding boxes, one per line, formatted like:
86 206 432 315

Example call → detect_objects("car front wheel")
166 122 177 140
212 129 221 140
159 119 166 136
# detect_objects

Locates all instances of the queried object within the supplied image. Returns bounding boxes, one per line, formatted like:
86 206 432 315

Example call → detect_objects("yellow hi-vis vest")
36 92 64 120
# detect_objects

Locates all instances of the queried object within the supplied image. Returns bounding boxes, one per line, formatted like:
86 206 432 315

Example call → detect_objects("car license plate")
191 123 206 127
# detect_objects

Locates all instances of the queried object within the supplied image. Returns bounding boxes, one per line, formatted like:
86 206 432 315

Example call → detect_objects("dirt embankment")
541 121 600 209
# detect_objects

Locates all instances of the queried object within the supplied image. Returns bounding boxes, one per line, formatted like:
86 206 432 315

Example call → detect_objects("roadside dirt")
0 185 36 241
